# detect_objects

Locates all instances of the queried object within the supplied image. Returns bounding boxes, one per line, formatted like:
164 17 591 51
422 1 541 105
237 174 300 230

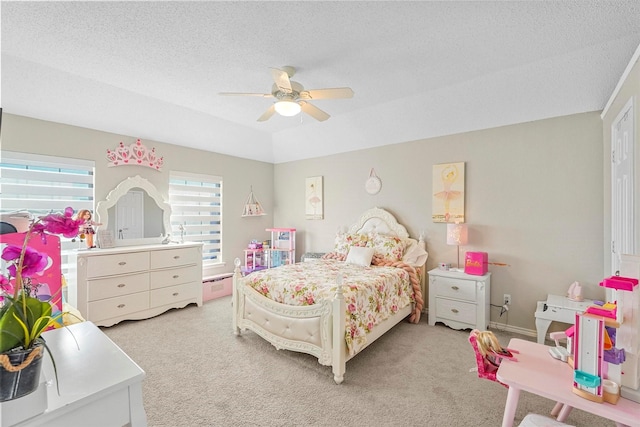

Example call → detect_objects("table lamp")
447 223 468 271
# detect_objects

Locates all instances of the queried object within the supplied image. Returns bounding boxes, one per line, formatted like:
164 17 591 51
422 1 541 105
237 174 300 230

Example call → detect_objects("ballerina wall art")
305 176 324 220
432 162 465 223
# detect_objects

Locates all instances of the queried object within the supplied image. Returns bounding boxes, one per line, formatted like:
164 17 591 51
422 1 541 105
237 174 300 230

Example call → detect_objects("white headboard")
347 207 410 239
346 207 427 305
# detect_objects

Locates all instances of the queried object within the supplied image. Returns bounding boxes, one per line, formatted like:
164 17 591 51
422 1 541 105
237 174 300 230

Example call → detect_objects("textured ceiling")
2 1 640 163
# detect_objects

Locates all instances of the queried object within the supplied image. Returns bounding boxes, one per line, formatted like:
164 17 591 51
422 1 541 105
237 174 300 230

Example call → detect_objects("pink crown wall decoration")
106 139 164 171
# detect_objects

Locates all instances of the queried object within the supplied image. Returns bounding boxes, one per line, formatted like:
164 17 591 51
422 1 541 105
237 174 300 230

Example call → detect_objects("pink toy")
464 251 488 276
585 302 617 319
599 275 638 291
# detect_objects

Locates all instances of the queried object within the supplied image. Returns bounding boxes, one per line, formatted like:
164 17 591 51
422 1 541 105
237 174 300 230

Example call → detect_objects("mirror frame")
96 175 172 246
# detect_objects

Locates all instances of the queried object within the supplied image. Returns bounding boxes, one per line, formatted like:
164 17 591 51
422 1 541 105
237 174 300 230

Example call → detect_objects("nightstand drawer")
435 298 476 325
434 277 476 302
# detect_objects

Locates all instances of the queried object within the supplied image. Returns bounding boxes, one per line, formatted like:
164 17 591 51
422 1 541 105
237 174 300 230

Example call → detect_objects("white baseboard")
423 307 538 339
489 321 537 339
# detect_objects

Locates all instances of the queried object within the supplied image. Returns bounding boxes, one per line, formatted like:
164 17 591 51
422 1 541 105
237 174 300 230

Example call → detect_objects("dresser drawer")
150 246 199 269
149 266 200 289
435 298 476 325
87 291 149 321
87 272 150 301
434 277 476 302
86 252 149 278
150 282 199 307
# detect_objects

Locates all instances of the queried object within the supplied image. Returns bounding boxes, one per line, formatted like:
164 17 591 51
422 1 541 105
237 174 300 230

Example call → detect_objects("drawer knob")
118 261 127 266
451 308 459 314
173 255 180 259
117 283 126 288
173 275 179 279
117 304 126 309
451 286 459 291
172 292 179 297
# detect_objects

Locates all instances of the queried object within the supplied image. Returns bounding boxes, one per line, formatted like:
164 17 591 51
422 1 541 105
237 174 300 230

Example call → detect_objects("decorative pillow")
402 239 429 267
345 246 375 267
367 233 405 262
333 232 370 255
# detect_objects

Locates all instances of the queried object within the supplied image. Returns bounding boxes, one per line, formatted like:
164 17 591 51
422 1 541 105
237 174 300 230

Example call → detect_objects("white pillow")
345 246 375 266
402 239 429 267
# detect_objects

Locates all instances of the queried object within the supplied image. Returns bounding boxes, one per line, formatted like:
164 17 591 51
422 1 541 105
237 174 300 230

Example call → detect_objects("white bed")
231 207 427 384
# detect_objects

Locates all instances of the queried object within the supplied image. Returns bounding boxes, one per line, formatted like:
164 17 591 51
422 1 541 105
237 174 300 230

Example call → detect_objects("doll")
473 330 518 369
76 209 102 248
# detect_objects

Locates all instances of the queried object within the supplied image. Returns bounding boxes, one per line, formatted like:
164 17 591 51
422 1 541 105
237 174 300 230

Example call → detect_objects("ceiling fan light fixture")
274 100 301 117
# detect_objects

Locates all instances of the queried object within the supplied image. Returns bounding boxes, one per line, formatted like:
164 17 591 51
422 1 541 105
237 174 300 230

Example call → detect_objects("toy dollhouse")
241 228 296 274
265 228 295 268
568 254 640 404
242 240 266 275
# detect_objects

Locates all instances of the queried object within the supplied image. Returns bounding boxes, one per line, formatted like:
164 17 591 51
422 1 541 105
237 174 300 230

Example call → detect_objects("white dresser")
428 268 491 330
68 243 203 327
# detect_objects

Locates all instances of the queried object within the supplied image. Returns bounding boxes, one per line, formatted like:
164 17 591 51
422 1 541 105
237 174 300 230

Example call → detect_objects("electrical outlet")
503 294 511 305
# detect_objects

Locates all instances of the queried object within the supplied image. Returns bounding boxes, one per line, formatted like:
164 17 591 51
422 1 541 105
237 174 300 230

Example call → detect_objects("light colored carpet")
101 297 611 427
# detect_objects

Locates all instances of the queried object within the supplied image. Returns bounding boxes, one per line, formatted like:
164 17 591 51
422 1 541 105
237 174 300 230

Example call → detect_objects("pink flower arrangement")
0 207 83 353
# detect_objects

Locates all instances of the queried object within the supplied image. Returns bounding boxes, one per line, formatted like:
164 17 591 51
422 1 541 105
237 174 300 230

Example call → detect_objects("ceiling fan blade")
299 87 354 100
299 101 330 122
257 105 276 122
219 92 273 98
270 68 293 94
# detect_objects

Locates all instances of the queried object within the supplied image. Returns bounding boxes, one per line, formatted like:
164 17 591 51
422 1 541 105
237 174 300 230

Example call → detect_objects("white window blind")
0 150 96 273
169 171 222 270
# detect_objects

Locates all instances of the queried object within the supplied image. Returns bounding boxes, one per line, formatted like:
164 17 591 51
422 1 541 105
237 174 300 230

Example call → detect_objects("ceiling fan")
219 66 354 122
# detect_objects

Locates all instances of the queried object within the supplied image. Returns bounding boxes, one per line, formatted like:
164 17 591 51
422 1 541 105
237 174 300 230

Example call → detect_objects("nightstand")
428 268 491 330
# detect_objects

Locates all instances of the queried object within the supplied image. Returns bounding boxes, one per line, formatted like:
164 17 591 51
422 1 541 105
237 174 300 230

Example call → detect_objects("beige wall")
601 50 640 274
274 112 606 334
0 113 275 277
1 110 609 335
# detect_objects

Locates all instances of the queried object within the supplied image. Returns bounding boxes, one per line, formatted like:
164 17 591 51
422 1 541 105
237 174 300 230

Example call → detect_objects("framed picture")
98 230 115 248
432 162 465 223
305 176 323 220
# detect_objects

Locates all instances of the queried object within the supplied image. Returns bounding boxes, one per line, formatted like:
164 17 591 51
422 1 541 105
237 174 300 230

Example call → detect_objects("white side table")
8 321 147 427
428 268 491 331
534 294 594 344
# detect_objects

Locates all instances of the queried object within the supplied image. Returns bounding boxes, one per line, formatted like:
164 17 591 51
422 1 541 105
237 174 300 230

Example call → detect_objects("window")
0 151 96 273
169 171 222 274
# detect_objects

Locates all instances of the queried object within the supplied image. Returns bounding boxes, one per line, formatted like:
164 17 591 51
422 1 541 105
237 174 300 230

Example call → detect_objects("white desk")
4 321 147 427
534 294 593 344
497 339 640 427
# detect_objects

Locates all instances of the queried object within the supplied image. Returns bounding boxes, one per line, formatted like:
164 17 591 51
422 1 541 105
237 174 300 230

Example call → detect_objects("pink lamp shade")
447 223 468 246
447 223 468 271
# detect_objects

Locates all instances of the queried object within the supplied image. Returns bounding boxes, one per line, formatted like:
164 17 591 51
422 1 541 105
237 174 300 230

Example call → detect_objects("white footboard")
231 258 413 384
232 259 348 383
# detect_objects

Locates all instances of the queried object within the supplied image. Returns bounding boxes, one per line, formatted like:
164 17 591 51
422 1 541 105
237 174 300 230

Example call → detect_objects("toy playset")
552 274 639 404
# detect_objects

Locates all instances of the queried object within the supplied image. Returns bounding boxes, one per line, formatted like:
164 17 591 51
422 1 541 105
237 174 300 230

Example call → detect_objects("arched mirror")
96 175 171 246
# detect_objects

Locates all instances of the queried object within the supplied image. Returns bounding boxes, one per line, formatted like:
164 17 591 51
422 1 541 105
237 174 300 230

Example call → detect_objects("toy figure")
76 209 102 249
473 330 518 368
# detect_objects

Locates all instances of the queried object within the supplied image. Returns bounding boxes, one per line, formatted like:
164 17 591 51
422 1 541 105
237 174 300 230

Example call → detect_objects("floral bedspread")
243 259 414 355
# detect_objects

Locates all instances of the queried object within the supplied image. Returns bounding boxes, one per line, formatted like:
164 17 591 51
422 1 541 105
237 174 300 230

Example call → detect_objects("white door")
115 190 145 239
611 97 635 274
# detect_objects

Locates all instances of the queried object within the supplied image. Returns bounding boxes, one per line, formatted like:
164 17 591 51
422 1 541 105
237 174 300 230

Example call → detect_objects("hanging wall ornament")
365 168 382 195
